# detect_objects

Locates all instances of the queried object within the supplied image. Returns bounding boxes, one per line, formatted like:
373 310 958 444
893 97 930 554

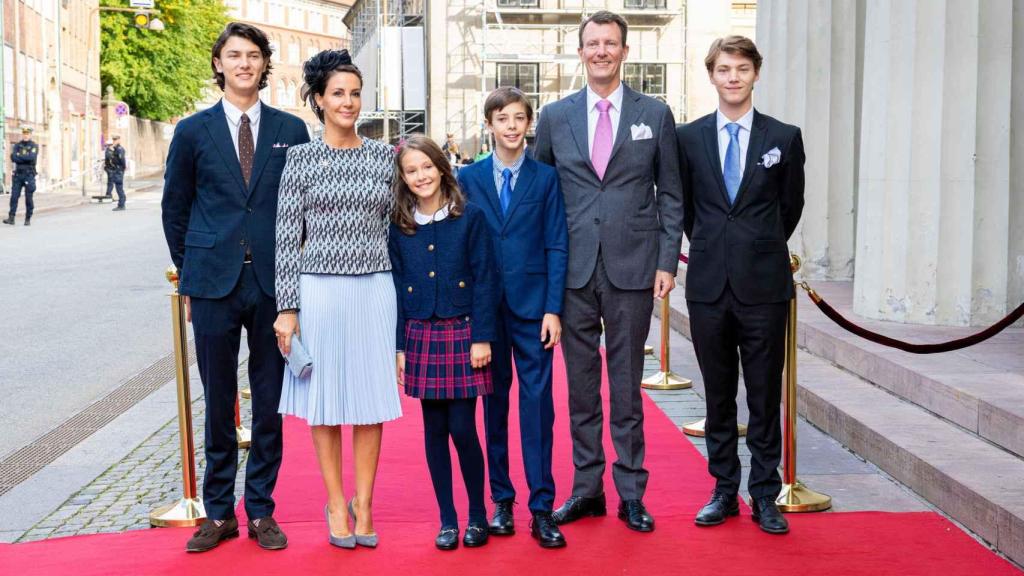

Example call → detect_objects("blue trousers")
105 170 125 207
422 398 487 528
8 173 35 218
484 302 556 512
189 265 285 521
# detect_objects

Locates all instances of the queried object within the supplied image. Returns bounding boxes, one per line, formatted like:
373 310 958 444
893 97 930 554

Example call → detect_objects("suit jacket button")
594 218 600 224
458 281 465 288
727 215 735 221
429 271 435 278
428 244 434 251
407 286 413 293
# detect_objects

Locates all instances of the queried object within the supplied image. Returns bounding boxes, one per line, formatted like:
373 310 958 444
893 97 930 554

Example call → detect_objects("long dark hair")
392 134 466 235
211 22 274 91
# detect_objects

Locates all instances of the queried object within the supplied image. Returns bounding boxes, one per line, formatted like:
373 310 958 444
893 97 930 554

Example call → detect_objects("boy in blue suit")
457 87 569 549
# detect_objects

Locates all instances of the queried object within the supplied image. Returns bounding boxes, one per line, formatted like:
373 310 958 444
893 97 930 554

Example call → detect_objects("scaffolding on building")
479 0 687 143
344 0 426 142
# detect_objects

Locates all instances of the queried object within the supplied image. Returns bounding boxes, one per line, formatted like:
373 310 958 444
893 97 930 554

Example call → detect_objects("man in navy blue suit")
162 22 310 553
457 87 569 549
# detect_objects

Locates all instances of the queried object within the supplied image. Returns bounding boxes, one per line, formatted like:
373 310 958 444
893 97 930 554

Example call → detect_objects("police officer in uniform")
104 134 127 211
4 126 38 226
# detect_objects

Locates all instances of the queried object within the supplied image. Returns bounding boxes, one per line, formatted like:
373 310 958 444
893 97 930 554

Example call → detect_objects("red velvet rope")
802 287 1024 354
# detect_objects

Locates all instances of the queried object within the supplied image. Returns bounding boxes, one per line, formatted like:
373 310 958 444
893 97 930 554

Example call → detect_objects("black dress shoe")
617 500 655 532
463 524 489 547
435 527 459 551
529 511 566 548
751 497 789 535
489 501 515 536
551 494 606 525
695 490 740 526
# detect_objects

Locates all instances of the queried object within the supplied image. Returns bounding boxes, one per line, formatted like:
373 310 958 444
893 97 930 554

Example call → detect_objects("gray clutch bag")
285 333 313 379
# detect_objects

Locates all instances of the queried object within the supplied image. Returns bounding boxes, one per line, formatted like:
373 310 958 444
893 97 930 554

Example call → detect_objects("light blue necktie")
500 168 513 215
724 122 741 205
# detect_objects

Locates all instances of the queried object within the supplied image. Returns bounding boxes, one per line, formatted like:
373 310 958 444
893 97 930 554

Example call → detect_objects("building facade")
2 0 101 191
756 0 1024 327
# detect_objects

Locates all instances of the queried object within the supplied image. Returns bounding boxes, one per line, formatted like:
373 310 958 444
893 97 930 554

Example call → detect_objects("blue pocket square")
284 334 313 379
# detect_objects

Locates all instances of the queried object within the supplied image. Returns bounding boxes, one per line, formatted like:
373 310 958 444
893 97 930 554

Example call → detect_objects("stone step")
657 291 1024 567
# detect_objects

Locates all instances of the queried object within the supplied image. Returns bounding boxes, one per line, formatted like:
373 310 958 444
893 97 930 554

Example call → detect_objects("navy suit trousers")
484 300 556 512
190 264 284 520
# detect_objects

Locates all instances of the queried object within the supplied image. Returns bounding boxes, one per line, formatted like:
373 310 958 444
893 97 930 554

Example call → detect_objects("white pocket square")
272 142 289 149
760 147 782 168
630 123 653 140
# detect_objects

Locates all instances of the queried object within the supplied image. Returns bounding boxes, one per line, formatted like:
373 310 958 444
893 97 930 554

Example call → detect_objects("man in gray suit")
532 10 684 533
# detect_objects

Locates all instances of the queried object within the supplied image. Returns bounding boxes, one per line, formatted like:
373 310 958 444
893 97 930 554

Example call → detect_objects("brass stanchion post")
641 294 692 390
235 394 251 450
682 418 748 438
775 255 831 513
150 267 206 527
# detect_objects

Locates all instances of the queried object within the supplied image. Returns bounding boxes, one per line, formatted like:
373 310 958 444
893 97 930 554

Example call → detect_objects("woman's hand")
274 312 300 355
396 352 406 388
470 342 492 368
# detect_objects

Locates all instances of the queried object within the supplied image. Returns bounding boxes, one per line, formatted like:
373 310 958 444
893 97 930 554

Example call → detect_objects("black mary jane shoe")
463 524 489 548
435 527 459 551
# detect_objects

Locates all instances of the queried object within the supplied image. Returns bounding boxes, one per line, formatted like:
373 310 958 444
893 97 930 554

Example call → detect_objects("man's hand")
653 270 676 299
471 342 492 368
396 352 405 388
540 313 562 350
183 295 191 323
273 312 300 355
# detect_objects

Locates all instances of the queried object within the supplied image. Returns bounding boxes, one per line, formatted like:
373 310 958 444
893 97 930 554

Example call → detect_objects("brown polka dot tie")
239 113 254 186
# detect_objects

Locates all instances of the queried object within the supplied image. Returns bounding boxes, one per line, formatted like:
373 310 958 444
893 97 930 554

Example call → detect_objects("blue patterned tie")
724 122 741 205
500 168 513 215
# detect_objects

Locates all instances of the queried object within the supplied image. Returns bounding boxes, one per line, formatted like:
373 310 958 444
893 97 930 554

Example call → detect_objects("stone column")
1010 1 1024 314
854 0 1016 326
756 0 859 281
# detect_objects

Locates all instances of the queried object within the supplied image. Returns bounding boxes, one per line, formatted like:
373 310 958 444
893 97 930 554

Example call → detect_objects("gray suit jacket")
532 85 684 290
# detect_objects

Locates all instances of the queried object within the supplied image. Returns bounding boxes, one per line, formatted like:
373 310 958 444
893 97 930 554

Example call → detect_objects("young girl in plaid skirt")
388 135 500 550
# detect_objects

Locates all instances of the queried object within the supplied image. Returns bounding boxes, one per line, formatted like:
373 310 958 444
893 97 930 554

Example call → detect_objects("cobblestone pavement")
16 364 253 542
13 317 930 543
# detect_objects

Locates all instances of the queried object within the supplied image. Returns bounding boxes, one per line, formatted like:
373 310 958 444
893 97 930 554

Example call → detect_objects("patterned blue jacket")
388 202 499 351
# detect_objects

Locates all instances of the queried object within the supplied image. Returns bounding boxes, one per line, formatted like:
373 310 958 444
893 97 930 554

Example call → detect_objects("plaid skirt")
403 317 493 400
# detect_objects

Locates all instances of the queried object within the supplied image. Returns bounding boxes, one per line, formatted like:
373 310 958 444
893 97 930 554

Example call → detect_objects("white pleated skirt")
278 272 403 426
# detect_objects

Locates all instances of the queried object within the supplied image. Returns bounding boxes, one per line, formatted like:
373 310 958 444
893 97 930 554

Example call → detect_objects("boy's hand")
540 313 562 350
471 342 492 368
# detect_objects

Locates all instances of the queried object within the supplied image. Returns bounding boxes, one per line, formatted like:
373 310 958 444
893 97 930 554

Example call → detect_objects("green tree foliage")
100 0 229 121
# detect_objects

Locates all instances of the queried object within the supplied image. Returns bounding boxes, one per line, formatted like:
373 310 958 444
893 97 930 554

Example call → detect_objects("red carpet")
2 352 1018 575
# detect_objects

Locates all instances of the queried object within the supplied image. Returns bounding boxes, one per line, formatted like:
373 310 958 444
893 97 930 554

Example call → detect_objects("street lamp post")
81 6 164 197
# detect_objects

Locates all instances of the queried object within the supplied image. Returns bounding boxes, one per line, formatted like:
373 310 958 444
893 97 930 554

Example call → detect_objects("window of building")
289 7 304 28
248 0 265 20
623 0 667 8
269 40 280 63
288 80 298 106
276 80 287 105
496 62 540 113
268 3 283 23
289 42 300 65
623 63 666 100
3 47 13 115
496 0 539 7
307 44 319 62
328 16 344 37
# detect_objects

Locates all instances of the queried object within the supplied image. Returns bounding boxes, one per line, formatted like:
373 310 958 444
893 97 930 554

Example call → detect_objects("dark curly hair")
392 135 466 235
211 22 274 91
301 49 363 124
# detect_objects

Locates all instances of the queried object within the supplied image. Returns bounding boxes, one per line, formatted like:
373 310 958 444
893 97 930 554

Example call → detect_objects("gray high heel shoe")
348 500 379 548
325 504 355 549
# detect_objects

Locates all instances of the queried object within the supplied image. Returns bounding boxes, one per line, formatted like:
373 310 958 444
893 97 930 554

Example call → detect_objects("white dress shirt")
587 82 624 156
222 98 262 160
716 107 754 176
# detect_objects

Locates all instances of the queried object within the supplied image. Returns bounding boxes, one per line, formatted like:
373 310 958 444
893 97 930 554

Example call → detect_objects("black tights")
421 398 487 528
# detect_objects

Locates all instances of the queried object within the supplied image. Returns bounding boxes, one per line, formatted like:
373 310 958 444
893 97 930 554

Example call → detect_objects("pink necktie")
592 99 613 180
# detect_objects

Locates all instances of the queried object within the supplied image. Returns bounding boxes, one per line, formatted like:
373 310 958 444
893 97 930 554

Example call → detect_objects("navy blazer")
162 101 310 299
388 203 499 350
457 154 568 320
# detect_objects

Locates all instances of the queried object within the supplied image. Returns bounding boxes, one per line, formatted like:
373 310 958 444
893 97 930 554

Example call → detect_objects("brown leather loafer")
186 517 239 553
248 516 288 550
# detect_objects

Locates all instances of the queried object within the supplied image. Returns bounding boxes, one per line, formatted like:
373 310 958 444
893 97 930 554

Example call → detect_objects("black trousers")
8 173 35 218
687 284 788 500
190 265 284 520
422 398 486 528
105 170 125 207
